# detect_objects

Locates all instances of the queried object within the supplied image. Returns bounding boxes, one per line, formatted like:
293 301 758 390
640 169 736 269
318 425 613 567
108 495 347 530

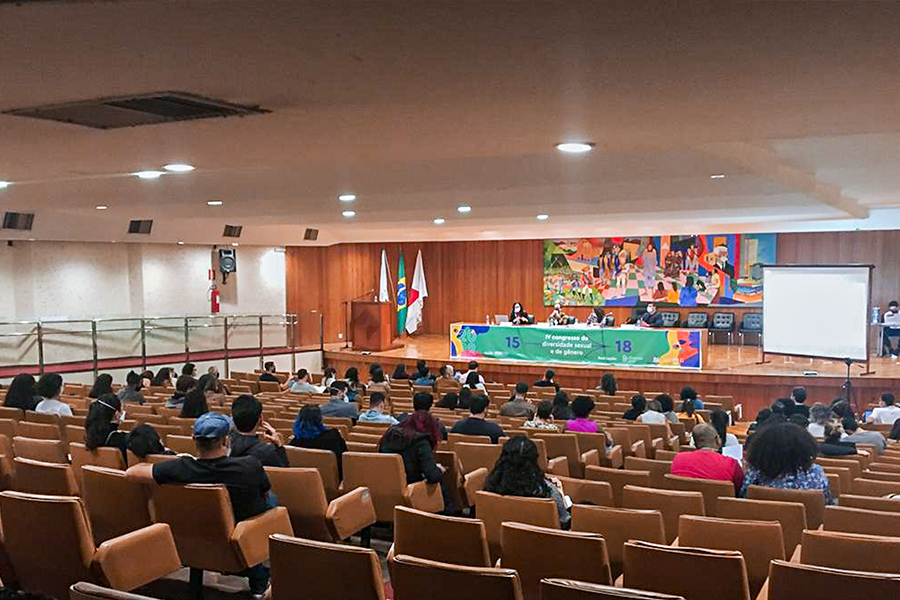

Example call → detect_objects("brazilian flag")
396 252 407 335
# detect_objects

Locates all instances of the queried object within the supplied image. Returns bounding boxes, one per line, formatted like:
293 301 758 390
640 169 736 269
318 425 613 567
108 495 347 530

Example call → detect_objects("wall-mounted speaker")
219 248 236 274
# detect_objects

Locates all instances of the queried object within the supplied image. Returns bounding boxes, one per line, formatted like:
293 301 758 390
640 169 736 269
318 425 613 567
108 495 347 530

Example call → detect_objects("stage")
324 334 900 420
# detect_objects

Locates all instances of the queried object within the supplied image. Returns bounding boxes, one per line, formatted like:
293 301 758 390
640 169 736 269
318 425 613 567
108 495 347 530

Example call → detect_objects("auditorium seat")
284 446 341 500
797 529 900 574
540 578 685 600
823 505 900 537
759 559 900 600
454 442 503 474
475 490 560 563
150 483 292 597
677 515 784 596
264 466 376 542
574 432 624 468
81 466 153 545
69 443 126 492
16 421 60 440
838 493 900 513
624 457 671 489
716 497 807 554
449 432 495 446
557 476 614 507
0 491 180 600
391 553 524 600
663 474 735 517
606 428 646 458
13 457 79 495
69 582 161 600
164 434 196 455
818 465 853 496
860 468 900 482
500 522 611 600
464 467 488 509
646 423 680 451
621 485 705 544
342 452 444 523
0 407 24 421
570 505 666 580
584 466 651 507
390 505 491 569
746 485 826 529
850 477 900 496
868 461 900 473
531 433 585 477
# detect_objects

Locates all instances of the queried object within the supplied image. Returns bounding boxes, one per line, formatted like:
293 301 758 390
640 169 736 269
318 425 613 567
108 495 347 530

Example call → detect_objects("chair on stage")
738 313 763 346
709 312 736 345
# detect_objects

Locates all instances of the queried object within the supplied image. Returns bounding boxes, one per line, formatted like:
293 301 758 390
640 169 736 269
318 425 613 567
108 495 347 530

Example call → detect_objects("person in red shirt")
671 424 744 492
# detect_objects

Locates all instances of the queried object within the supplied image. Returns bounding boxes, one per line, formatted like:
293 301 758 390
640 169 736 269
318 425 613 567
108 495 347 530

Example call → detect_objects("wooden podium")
351 301 394 351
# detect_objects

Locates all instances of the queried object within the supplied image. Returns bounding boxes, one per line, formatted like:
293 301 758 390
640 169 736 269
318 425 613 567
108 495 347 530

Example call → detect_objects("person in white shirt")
34 373 73 417
456 360 485 385
807 402 830 437
868 393 900 426
884 301 900 358
637 399 668 425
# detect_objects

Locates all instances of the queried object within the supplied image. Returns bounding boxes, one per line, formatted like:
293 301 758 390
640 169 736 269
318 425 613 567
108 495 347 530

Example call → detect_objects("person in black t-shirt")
533 369 561 392
259 361 280 383
125 412 272 597
230 394 289 467
639 303 663 327
289 405 348 478
449 394 506 443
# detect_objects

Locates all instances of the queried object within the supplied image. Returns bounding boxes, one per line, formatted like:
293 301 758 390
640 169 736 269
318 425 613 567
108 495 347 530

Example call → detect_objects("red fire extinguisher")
209 284 220 314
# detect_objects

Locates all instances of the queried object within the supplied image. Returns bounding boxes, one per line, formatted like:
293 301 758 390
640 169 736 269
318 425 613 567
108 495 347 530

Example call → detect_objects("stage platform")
324 334 900 420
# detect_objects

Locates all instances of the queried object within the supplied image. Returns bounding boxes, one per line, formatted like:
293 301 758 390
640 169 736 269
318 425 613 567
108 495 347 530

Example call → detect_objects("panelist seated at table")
638 303 664 327
548 303 576 326
586 306 615 327
509 302 532 325
884 300 900 358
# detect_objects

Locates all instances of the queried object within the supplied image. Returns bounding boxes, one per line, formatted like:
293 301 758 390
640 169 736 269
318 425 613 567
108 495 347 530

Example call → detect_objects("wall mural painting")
543 233 776 307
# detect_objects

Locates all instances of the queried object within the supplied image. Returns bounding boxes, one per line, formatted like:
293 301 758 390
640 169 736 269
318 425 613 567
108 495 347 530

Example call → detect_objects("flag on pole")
406 249 428 334
396 252 407 335
378 248 390 303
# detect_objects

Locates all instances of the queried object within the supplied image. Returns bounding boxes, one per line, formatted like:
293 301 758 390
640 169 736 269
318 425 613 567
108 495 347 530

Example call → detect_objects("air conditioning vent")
303 228 319 241
3 91 270 130
2 212 34 231
127 220 153 235
223 225 243 238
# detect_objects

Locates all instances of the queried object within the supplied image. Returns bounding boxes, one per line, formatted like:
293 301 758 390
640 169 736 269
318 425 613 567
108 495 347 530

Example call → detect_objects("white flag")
378 248 390 302
405 249 428 334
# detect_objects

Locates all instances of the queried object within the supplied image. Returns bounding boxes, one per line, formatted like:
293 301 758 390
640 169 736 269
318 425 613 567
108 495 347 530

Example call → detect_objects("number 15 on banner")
506 336 521 348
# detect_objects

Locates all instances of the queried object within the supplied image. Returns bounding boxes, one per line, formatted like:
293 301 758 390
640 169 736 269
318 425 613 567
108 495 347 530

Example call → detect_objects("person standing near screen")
639 303 663 327
884 301 900 359
510 302 529 325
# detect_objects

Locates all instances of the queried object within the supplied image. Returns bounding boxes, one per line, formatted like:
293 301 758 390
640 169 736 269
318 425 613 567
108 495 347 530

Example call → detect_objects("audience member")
748 408 772 434
671 424 744 492
208 367 231 395
499 383 535 418
321 367 338 389
3 373 39 411
392 364 410 380
709 408 739 447
379 395 445 491
166 375 197 408
463 371 487 392
567 396 604 437
679 386 704 409
126 412 273 596
319 381 359 419
343 367 365 401
456 360 485 385
819 422 857 457
523 400 560 431
868 392 900 425
791 386 810 418
807 402 830 437
127 423 172 458
139 369 155 388
399 392 446 446
551 391 574 420
622 394 646 421
677 397 705 424
457 387 473 411
182 363 198 377
366 368 391 395
259 361 279 383
117 370 146 404
484 436 569 526
533 369 561 392
85 393 127 454
597 373 617 396
891 420 900 441
88 373 114 399
230 394 288 467
151 367 175 388
830 399 854 421
289 369 320 394
35 373 72 416
435 365 460 391
413 359 434 383
788 413 809 429
450 394 505 443
358 392 399 425
290 404 347 478
656 393 679 424
436 391 459 410
842 416 887 453
740 422 833 504
637 399 667 425
199 372 226 406
180 387 210 419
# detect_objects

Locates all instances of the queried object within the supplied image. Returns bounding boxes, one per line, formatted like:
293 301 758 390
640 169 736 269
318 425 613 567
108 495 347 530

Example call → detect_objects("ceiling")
2 0 900 246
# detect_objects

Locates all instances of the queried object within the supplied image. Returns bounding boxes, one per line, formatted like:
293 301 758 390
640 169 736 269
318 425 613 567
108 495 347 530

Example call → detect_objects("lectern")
351 301 394 351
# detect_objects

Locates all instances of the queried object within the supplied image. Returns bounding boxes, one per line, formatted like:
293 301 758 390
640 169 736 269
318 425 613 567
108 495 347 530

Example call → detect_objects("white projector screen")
763 265 870 361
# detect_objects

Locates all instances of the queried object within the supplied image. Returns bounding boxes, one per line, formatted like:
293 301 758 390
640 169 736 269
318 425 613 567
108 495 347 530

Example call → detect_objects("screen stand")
756 350 771 366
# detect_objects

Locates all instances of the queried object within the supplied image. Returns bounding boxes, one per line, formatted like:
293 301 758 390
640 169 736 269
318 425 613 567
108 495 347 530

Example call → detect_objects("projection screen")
762 265 871 361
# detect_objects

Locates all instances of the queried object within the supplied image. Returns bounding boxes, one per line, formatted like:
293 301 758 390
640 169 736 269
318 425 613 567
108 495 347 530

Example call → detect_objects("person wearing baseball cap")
125 412 273 597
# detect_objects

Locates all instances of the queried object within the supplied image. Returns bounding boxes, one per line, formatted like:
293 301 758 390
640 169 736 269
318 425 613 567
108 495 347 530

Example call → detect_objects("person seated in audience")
656 393 679 424
637 399 668 425
596 372 617 396
88 373 114 399
484 436 570 526
400 392 447 440
126 412 273 597
679 386 704 409
842 416 887 453
807 402 831 437
140 369 155 388
319 381 359 419
290 404 348 477
379 394 446 491
739 422 834 504
791 386 810 418
182 362 198 377
117 370 145 405
533 369 561 392
392 363 411 380
180 387 210 419
85 393 128 456
622 394 647 421
3 373 39 411
830 398 854 421
414 359 434 381
677 397 705 424
127 423 173 458
509 302 530 325
819 422 857 457
450 394 505 443
463 371 487 392
567 397 611 446
868 392 900 425
456 360 485 385
153 367 176 388
435 365 460 391
321 367 338 389
672 424 744 492
358 392 399 425
457 387 473 411
34 373 72 416
368 363 384 381
709 408 739 447
166 375 197 409
288 368 320 394
788 413 809 429
343 367 365 402
230 394 288 467
366 367 391 395
198 373 226 406
748 407 772 434
207 366 231 396
523 401 560 431
436 391 458 410
259 361 279 383
551 391 574 420
890 419 900 441
499 382 535 418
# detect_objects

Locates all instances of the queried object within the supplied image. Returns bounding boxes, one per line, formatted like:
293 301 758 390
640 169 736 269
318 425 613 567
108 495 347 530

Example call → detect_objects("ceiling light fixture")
231 242 239 247
163 163 195 173
338 194 357 202
177 241 185 245
556 142 595 153
96 205 108 210
433 218 446 225
134 170 164 179
342 210 356 217
710 174 726 179
457 205 472 214
207 200 223 206
537 214 549 221
0 181 11 189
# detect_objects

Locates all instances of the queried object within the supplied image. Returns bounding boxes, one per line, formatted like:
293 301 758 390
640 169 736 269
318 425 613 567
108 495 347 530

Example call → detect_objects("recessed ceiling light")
134 170 164 180
457 205 472 214
27 238 35 242
433 218 446 225
556 142 595 153
163 163 195 173
338 194 357 202
96 205 108 210
342 210 356 218
0 181 11 189
710 174 726 179
207 200 223 206
537 214 549 221
231 242 239 247
177 241 185 245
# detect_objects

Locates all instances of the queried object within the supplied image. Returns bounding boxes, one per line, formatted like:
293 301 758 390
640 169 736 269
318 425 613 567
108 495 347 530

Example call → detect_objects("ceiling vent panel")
223 225 243 238
2 212 34 231
127 220 153 235
3 92 269 129
304 228 319 241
